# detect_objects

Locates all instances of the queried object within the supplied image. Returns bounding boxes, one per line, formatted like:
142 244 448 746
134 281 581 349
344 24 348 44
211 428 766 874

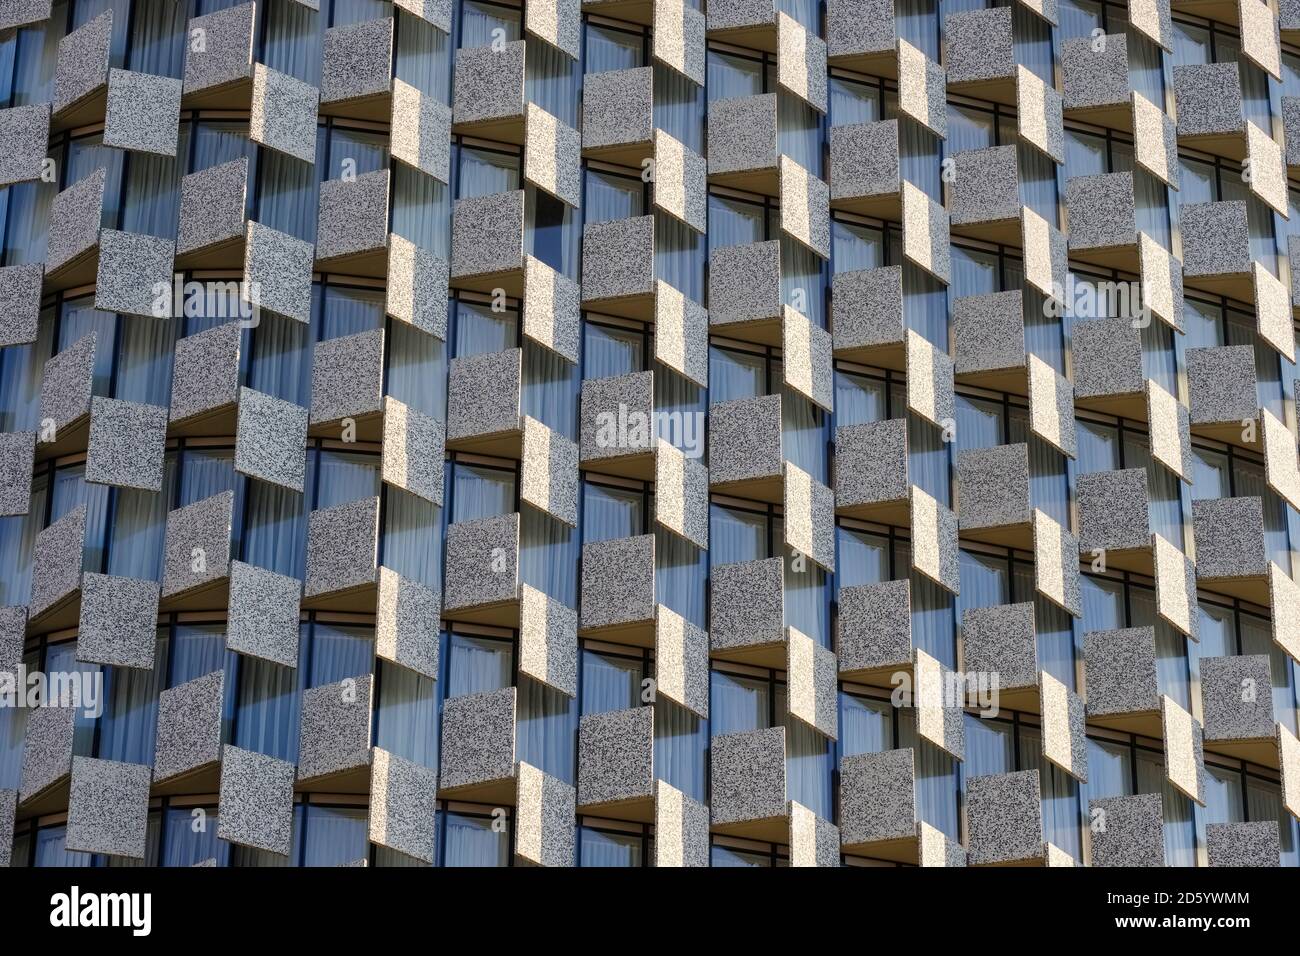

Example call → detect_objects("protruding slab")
369 748 438 864
226 560 302 667
1088 793 1164 867
217 745 296 856
966 770 1043 866
65 757 151 859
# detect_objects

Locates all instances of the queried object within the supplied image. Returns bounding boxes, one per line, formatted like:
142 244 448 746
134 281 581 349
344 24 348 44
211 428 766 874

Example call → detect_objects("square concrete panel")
245 221 315 324
0 431 35 517
169 321 241 427
387 234 450 339
0 788 15 866
707 94 777 177
370 748 438 864
838 579 911 674
29 504 86 620
897 39 947 138
0 262 44 347
1279 724 1300 820
832 266 903 354
911 487 960 595
450 190 525 280
710 727 786 826
950 146 1019 226
1152 533 1198 641
443 512 520 613
153 670 223 783
1033 509 1081 618
65 757 151 859
447 347 522 444
316 169 390 263
839 749 915 848
1065 172 1135 251
320 17 394 106
654 605 708 718
0 606 25 671
1021 206 1068 302
53 10 112 117
1181 201 1251 278
439 686 516 792
944 7 1014 85
1145 381 1190 483
1089 793 1165 866
581 215 655 303
103 70 182 156
382 396 445 507
226 560 302 667
775 12 827 113
710 557 784 653
1132 94 1179 190
579 534 655 633
961 602 1036 691
0 104 51 188
835 419 908 515
1062 35 1128 110
1084 626 1159 717
709 241 783 329
1071 314 1144 401
524 0 579 58
85 397 168 492
518 583 577 697
1270 563 1300 664
788 801 840 867
653 130 707 234
654 439 708 549
579 370 654 466
783 462 835 573
826 0 895 60
394 0 451 31
515 762 576 867
1027 354 1077 459
653 0 706 86
304 496 380 600
19 705 75 802
1260 408 1300 511
953 290 1024 376
577 706 654 809
901 181 950 283
1076 468 1149 553
298 675 373 782
1286 98 1300 167
786 627 837 739
523 103 581 208
1016 66 1063 164
830 120 899 205
161 491 233 600
653 282 708 388
905 330 955 428
521 416 578 527
1161 694 1205 805
93 229 175 319
653 779 710 867
522 256 579 362
1239 0 1281 80
708 393 783 487
957 443 1031 531
391 79 451 183
1137 231 1183 330
183 1 255 98
1201 654 1275 742
310 327 385 427
452 40 526 126
1174 63 1243 138
1192 496 1268 582
0 0 52 30
1206 821 1280 867
250 64 320 164
76 573 159 670
582 67 653 154
1130 0 1172 50
782 307 832 411
376 567 442 681
1040 671 1088 782
779 156 830 258
176 157 248 257
235 386 309 492
966 770 1043 865
914 648 964 760
217 745 296 856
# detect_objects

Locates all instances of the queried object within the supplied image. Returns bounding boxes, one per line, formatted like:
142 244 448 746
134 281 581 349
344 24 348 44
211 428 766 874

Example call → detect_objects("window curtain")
1233 460 1291 572
262 0 324 85
180 449 241 512
235 628 308 762
443 813 508 866
584 483 644 544
583 323 643 378
526 39 579 127
709 671 769 734
829 77 880 128
314 451 379 509
951 245 998 298
249 310 314 406
1227 308 1286 420
831 220 883 274
522 340 578 439
43 641 99 757
115 314 179 405
520 505 578 607
457 146 520 199
0 651 36 789
899 556 956 668
129 0 187 76
446 634 512 698
1246 779 1300 867
653 64 703 153
301 806 368 866
706 51 761 99
460 1 521 48
580 829 639 866
307 624 373 687
833 371 885 428
121 127 190 240
655 213 705 304
777 93 821 177
10 0 67 107
396 8 452 100
585 170 643 225
708 503 765 567
97 633 168 765
899 118 941 201
908 415 950 507
777 367 826 483
1240 615 1299 736
708 346 764 403
392 166 451 256
895 0 939 58
957 551 1009 615
51 466 110 573
0 475 48 606
839 693 892 757
322 285 383 338
655 528 706 629
1016 141 1058 224
526 186 580 278
779 531 830 646
73 0 129 65
242 457 313 580
33 826 94 867
386 321 447 421
654 697 706 801
582 649 642 714
1135 751 1196 866
1014 564 1077 690
654 366 704 455
163 806 228 867
964 714 1014 777
1008 414 1070 528
1129 585 1191 709
382 488 443 592
450 463 515 522
108 454 177 580
780 239 825 329
706 195 764 252
190 122 255 174
60 299 116 397
376 658 440 769
837 527 888 589
1122 435 1183 548
898 709 958 837
0 309 53 432
1020 724 1084 860
585 25 643 73
326 128 388 179
777 686 832 817
517 674 577 783
454 301 516 357
257 138 325 244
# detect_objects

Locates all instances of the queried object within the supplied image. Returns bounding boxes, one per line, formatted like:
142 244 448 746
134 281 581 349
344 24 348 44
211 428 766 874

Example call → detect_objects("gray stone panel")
901 182 950 283
521 416 577 527
654 605 708 718
245 221 315 324
838 579 910 673
1026 354 1076 458
394 0 451 31
217 745 295 856
391 79 451 183
383 396 445 506
786 627 838 739
897 39 947 138
710 727 786 826
525 0 579 59
516 761 576 867
835 419 907 512
0 263 44 347
1133 93 1179 190
961 602 1036 691
53 10 112 116
235 386 309 492
103 70 182 156
161 491 233 600
450 190 525 279
1174 64 1243 137
452 40 526 125
707 94 777 176
830 120 898 203
0 104 51 188
1065 172 1135 251
839 749 915 847
176 157 248 257
653 779 710 867
153 670 223 783
653 130 707 233
832 266 903 352
19 705 75 802
783 461 835 572
1016 65 1064 164
369 748 438 864
1040 671 1088 782
1192 496 1268 581
788 801 840 867
1285 98 1300 167
1062 35 1128 110
708 393 782 485
0 606 25 671
524 103 580 208
75 573 159 669
0 0 52 31
439 686 516 791
85 397 168 492
911 487 960 595
1033 509 1082 618
582 67 652 152
1146 381 1191 482
579 370 654 465
65 757 151 859
779 157 830 259
170 321 240 426
1187 345 1258 426
29 504 86 620
376 566 442 681
579 534 655 632
1084 626 1159 717
443 512 520 612
577 706 654 808
710 557 784 652
0 432 35 517
966 770 1043 865
298 674 373 782
310 328 385 427
653 439 708 549
708 240 782 327
320 17 394 106
250 64 320 164
944 7 1014 85
93 229 176 318
1072 315 1144 400
183 1 254 97
1181 201 1251 278
950 146 1019 226
707 0 776 33
523 256 579 362
653 0 706 86
304 496 380 600
1089 793 1165 866
581 215 655 303
446 347 522 443
0 788 14 867
387 233 450 339
914 649 965 759
316 169 390 262
226 560 301 667
1206 821 1280 867
1201 654 1275 741
518 583 577 697
775 12 827 113
826 0 895 59
957 444 1031 531
953 290 1024 375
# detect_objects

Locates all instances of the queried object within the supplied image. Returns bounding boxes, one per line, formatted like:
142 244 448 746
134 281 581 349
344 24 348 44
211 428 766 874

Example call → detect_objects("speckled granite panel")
320 18 393 105
226 560 301 667
577 706 654 808
438 687 516 791
961 603 1036 691
518 583 577 697
956 443 1031 530
76 573 159 669
710 557 784 651
303 496 380 599
65 757 151 859
579 533 655 631
839 749 916 847
217 745 295 856
1089 793 1164 867
298 674 373 782
1084 626 1158 717
837 579 911 673
153 670 224 782
1201 654 1275 741
1076 468 1149 553
369 748 438 864
103 70 182 156
443 511 520 612
966 770 1043 865
707 94 777 175
161 491 233 599
376 566 441 681
85 397 168 491
93 229 175 319
710 727 786 826
832 266 903 352
1192 496 1268 581
29 504 86 620
446 347 522 442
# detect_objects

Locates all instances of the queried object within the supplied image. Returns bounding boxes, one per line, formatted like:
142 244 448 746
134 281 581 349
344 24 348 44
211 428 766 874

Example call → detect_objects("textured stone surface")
1145 381 1190 482
779 156 830 258
579 370 654 465
966 771 1043 866
53 10 112 116
654 605 708 718
826 0 895 59
1279 724 1300 820
443 512 519 612
518 583 577 697
177 158 248 256
29 504 86 619
1175 65 1243 138
439 687 516 791
183 2 254 97
944 7 1014 85
1062 35 1128 110
235 386 309 492
103 70 181 156
580 534 655 632
707 94 777 175
839 749 915 847
1152 533 1198 642
521 415 577 526
523 103 580 208
85 397 167 492
1066 173 1135 251
1129 0 1172 50
1285 98 1300 167
1073 314 1143 400
0 606 25 671
830 120 898 203
653 779 710 867
226 560 301 667
1245 121 1287 216
1201 654 1275 741
170 322 241 426
310 328 384 426
298 674 373 782
901 181 950 283
369 748 438 864
905 330 954 428
65 757 151 859
524 0 579 58
957 444 1030 531
653 281 707 387
515 761 575 866
788 800 840 867
76 573 159 669
391 79 451 183
1089 793 1164 867
577 706 654 808
245 221 315 324
0 432 35 517
786 626 837 739
1255 263 1294 362
1016 65 1063 163
1206 821 1279 867
653 0 706 85
1132 93 1179 190
217 745 295 856
0 104 51 188
153 670 224 782
708 393 782 485
951 146 1019 226
250 64 319 164
304 496 380 599
1027 354 1076 458
452 40 525 125
776 12 827 112
911 487 960 595
162 491 233 599
654 439 708 549
832 266 903 352
1040 671 1088 782
897 38 947 138
316 169 390 262
835 419 907 511
710 727 786 826
582 215 655 303
376 567 441 681
0 788 14 867
1076 468 1148 553
450 190 525 279
1022 206 1068 302
961 603 1036 691
1161 694 1204 805
1239 0 1281 79
19 705 75 801
394 0 451 31
583 67 652 152
783 462 835 572
914 648 964 759
447 347 522 442
1181 201 1250 277
387 234 449 339
1187 346 1257 426
1270 563 1300 664
382 396 444 507
94 229 176 318
0 263 44 347
1084 627 1158 717
0 0 52 31
320 17 393 105
838 579 910 673
1193 496 1267 581
780 313 832 408
521 256 578 362
953 291 1024 375
710 557 784 652
1033 509 1081 617
709 241 782 327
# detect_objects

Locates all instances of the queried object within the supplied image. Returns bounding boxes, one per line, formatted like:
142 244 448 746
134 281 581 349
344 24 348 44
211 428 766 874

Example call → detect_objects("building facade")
0 0 1298 868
